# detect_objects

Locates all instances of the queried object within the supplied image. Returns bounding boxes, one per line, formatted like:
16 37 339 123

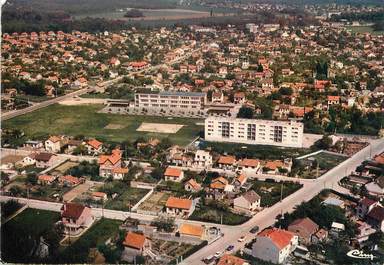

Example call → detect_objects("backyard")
2 104 203 146
137 191 170 214
190 203 250 225
57 218 122 263
104 186 149 211
251 180 303 207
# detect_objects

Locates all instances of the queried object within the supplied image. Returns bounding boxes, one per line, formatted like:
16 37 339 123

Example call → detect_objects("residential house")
311 228 328 244
233 92 246 104
330 222 345 237
112 167 129 180
165 196 194 217
263 160 291 175
38 175 56 185
288 217 319 245
366 206 384 232
85 139 103 155
233 190 261 213
164 167 184 182
252 228 298 264
21 153 37 166
59 175 81 187
194 150 213 169
238 159 260 174
217 255 249 265
322 197 345 208
61 203 93 235
356 198 379 219
66 140 83 153
365 178 384 197
184 179 202 193
234 174 248 188
217 155 236 170
98 149 122 177
23 140 43 150
45 136 63 153
35 152 57 168
210 177 229 192
123 232 151 256
92 192 108 201
327 95 340 108
212 91 224 103
178 223 204 239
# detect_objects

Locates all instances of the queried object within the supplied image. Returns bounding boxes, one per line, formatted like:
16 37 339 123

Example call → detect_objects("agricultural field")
2 104 203 146
137 191 170 214
104 186 149 211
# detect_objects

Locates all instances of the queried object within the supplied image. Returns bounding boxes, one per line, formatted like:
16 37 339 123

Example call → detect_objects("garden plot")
137 191 170 214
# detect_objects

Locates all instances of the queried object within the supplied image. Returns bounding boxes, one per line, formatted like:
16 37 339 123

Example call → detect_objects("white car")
214 251 223 259
238 235 246 242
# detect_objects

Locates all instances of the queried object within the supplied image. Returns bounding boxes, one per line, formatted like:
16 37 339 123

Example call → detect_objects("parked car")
226 245 235 251
214 251 223 259
203 255 214 264
238 235 246 242
250 226 259 234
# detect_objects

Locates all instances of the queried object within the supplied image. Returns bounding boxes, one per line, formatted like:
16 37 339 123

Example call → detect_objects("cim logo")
346 249 375 260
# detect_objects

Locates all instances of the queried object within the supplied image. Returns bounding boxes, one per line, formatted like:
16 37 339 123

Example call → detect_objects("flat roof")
205 116 304 126
136 91 206 97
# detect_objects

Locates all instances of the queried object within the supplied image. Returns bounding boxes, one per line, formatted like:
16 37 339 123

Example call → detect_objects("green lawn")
57 218 122 263
346 25 384 36
3 104 203 146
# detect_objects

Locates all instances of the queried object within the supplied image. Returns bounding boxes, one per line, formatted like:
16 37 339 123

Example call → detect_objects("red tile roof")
166 197 192 210
218 155 236 165
164 167 182 178
258 228 295 250
217 255 246 265
61 203 86 219
123 232 146 250
99 149 122 165
87 139 103 149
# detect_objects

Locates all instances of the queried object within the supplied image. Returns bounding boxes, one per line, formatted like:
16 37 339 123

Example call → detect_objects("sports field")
2 104 203 146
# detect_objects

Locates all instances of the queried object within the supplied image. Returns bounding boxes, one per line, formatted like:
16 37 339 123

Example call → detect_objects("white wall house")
194 150 213 168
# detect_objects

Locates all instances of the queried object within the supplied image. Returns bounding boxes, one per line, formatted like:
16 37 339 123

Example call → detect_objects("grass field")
3 104 203 146
190 204 250 225
104 187 149 211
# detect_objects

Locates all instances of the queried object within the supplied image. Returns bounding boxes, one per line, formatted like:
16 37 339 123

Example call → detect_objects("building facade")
205 117 303 148
134 91 206 110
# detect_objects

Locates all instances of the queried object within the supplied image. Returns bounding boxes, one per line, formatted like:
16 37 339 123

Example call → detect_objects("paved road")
181 139 384 264
1 47 199 122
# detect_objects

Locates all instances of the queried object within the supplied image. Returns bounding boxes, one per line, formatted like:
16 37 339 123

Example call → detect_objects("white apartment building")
134 91 207 110
205 117 304 148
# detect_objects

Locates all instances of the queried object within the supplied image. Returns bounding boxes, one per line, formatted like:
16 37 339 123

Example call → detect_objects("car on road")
226 245 235 251
203 255 214 264
238 235 246 242
214 251 223 259
250 226 260 234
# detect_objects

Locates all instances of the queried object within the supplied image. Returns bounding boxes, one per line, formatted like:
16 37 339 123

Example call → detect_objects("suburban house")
262 160 291 175
35 152 57 168
98 149 122 177
311 228 328 244
233 92 246 104
123 232 151 256
66 139 83 153
58 175 82 187
234 174 248 188
217 255 249 265
38 175 56 185
194 150 213 168
210 177 229 192
287 217 319 245
237 159 260 174
356 198 379 219
44 136 63 153
252 228 298 264
184 179 202 193
366 206 384 232
178 223 204 239
61 202 93 235
164 167 184 182
112 167 129 180
85 139 103 155
233 190 261 213
91 191 108 201
217 155 237 170
21 153 37 166
165 196 194 217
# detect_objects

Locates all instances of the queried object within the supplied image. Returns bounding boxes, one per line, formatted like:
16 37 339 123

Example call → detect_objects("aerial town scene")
1 0 384 264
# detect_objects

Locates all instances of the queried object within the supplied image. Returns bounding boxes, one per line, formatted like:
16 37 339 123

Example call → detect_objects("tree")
151 216 175 232
314 135 333 150
151 167 163 180
237 106 254 119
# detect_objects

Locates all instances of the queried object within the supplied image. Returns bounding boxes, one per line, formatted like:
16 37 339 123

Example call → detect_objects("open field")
2 104 203 146
104 187 149 211
346 25 384 36
137 191 169 213
50 161 80 175
137 122 183 133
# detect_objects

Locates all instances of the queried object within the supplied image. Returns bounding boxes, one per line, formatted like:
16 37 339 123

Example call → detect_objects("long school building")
134 91 207 110
205 117 304 148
